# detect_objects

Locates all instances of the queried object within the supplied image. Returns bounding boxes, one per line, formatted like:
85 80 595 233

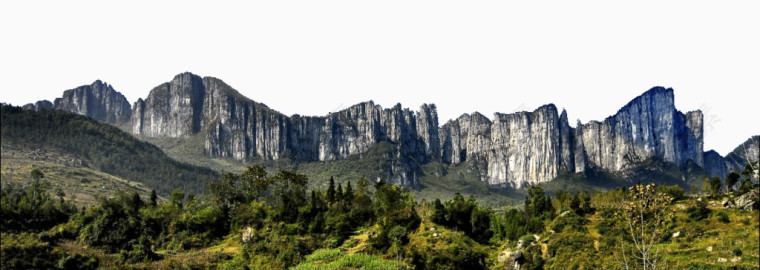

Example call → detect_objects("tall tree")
344 181 354 202
150 190 158 207
327 176 336 203
240 164 270 202
618 183 673 270
726 171 741 192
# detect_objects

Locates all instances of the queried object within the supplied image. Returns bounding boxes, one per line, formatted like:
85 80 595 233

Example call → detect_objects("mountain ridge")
21 72 759 187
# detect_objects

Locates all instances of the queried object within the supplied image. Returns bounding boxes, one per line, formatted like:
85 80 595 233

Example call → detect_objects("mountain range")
21 72 759 188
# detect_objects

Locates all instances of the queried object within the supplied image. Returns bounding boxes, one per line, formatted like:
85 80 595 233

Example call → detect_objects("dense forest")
1 161 758 269
1 105 218 195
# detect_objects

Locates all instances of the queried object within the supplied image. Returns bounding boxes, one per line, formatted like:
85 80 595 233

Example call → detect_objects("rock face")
578 87 703 172
703 150 729 178
49 80 132 125
22 100 53 111
131 73 439 186
702 136 759 179
438 87 706 187
33 73 758 188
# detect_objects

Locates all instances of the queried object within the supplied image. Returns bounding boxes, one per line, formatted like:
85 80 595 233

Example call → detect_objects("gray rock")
22 100 53 111
131 73 441 186
37 73 754 189
53 80 132 125
579 87 703 172
735 189 759 210
722 198 735 208
703 150 730 179
241 227 254 243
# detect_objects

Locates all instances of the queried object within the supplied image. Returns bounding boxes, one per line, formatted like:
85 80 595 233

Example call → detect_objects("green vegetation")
1 147 159 205
1 105 219 195
2 106 759 270
294 248 402 270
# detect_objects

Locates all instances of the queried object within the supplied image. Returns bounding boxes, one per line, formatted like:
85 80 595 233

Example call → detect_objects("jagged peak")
684 110 703 117
493 103 558 120
468 112 492 124
619 86 675 112
420 103 437 110
171 71 202 81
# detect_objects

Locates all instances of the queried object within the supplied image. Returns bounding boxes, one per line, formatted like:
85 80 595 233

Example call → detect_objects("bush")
550 212 588 233
520 234 536 247
56 253 99 270
733 247 742 257
687 200 710 221
658 184 686 201
715 212 730 223
0 233 56 270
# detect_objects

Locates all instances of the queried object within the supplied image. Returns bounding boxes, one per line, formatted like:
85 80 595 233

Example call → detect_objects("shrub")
658 184 686 201
550 212 588 233
520 234 536 247
733 247 742 257
687 200 710 221
715 212 730 223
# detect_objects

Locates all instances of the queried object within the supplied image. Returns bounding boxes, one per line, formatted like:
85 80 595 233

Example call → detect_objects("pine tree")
336 183 344 202
327 176 336 203
150 190 158 207
344 181 354 202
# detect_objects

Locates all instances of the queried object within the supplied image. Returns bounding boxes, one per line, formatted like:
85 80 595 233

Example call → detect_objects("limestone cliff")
578 87 703 172
437 87 707 187
50 80 132 125
703 136 760 178
130 73 439 186
33 73 753 188
22 100 53 111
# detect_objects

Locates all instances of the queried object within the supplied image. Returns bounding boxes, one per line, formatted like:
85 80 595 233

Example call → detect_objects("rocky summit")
24 80 132 125
28 72 759 187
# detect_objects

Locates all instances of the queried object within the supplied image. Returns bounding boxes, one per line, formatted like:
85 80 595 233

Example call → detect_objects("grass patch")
294 248 403 270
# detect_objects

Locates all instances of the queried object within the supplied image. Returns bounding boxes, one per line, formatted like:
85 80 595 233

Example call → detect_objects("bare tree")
616 183 674 270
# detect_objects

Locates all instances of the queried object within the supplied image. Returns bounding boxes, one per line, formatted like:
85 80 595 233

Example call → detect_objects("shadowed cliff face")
703 136 759 179
578 87 703 172
31 72 756 188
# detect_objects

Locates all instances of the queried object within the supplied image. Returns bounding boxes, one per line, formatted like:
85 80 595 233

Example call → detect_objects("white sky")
1 1 758 155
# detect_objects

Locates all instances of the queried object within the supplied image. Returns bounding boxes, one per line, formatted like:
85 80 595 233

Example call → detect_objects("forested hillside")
1 105 218 195
1 162 757 269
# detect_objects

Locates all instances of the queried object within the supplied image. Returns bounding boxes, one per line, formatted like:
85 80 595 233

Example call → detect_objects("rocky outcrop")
724 136 759 173
703 150 729 178
579 87 703 172
436 87 707 187
51 80 132 125
131 73 440 186
34 73 754 188
22 100 53 111
485 105 563 187
734 189 759 210
702 136 759 179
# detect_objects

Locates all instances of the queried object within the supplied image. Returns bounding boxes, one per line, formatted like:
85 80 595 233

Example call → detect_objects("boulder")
672 231 681 238
722 198 735 208
735 189 759 210
241 227 254 243
497 249 523 270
